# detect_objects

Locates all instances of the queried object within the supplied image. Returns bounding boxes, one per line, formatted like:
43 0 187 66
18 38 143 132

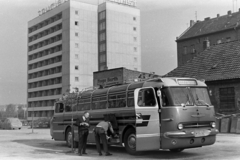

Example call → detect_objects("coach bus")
50 77 218 155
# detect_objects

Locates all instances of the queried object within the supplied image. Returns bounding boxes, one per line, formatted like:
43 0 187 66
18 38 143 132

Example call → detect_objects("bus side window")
55 103 64 113
138 88 156 107
65 105 72 112
162 91 169 107
127 92 134 107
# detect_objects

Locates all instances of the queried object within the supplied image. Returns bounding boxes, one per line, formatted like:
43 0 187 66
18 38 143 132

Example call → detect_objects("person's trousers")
94 127 109 154
78 130 89 154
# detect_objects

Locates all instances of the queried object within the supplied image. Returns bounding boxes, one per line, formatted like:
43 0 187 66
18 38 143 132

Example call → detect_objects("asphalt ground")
0 126 240 160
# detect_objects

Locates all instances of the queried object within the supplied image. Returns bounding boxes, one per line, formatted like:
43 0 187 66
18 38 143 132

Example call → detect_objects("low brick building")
176 10 240 67
166 40 240 114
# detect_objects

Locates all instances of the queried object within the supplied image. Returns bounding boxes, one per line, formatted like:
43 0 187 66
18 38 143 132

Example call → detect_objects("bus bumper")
164 128 219 138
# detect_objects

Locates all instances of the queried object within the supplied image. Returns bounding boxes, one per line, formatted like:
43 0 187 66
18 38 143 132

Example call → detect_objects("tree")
5 104 17 118
17 105 26 119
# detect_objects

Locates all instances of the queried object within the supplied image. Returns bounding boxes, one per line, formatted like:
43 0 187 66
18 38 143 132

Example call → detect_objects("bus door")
52 103 65 140
134 87 161 151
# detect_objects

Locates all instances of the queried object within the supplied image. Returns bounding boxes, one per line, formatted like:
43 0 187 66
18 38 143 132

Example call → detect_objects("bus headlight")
211 122 216 128
178 124 183 130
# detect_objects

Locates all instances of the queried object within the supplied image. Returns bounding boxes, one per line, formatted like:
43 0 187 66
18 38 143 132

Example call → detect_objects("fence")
216 113 240 134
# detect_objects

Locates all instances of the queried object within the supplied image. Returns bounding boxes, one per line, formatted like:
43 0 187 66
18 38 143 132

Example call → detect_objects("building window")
100 65 105 71
75 77 79 82
100 54 106 63
226 37 231 42
191 44 195 53
75 10 78 15
100 33 106 41
100 22 106 31
75 32 78 37
75 21 78 26
75 54 79 59
133 17 136 21
75 66 79 70
75 43 79 48
100 43 106 52
134 37 137 42
183 46 187 54
219 87 235 112
134 47 137 52
134 57 137 62
133 27 137 31
99 11 106 20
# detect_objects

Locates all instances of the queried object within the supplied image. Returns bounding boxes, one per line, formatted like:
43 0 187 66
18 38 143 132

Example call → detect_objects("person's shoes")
105 153 112 156
82 152 87 155
99 153 102 156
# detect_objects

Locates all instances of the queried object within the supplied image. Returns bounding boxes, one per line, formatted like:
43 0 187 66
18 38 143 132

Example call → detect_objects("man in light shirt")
94 120 115 156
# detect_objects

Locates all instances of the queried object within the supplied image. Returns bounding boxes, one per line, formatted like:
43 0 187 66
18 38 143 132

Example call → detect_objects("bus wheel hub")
128 134 136 149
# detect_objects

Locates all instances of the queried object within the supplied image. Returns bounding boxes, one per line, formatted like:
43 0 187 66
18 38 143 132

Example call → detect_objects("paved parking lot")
1 127 240 160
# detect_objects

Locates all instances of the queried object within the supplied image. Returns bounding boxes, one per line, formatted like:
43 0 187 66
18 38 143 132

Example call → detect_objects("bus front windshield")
162 87 211 106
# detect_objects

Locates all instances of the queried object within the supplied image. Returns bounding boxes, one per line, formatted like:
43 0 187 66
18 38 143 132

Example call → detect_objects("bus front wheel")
169 148 184 152
124 128 138 155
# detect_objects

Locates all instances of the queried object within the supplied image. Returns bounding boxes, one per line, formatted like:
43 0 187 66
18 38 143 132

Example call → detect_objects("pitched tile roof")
177 11 240 41
165 40 240 81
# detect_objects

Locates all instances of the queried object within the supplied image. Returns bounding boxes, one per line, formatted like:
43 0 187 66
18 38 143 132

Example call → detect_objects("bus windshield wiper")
181 95 190 107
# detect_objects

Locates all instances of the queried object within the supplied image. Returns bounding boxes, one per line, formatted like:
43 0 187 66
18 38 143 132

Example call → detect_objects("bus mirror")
157 89 161 97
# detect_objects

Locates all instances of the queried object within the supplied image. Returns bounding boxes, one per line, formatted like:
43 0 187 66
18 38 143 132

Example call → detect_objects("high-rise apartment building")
27 0 141 120
98 1 141 71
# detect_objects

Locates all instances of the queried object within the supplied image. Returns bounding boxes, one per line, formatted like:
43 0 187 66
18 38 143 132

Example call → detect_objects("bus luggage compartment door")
134 88 161 151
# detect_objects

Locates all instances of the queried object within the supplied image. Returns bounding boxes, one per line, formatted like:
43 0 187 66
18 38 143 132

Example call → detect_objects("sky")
0 0 235 105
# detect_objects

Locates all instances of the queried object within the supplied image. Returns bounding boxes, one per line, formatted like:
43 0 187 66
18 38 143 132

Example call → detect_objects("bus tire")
124 128 138 155
169 148 184 152
66 128 77 148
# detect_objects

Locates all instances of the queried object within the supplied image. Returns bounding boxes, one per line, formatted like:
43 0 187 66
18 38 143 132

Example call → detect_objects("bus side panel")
88 108 136 144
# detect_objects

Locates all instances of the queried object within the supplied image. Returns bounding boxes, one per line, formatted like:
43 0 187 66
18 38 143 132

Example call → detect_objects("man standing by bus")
75 111 90 156
94 120 115 156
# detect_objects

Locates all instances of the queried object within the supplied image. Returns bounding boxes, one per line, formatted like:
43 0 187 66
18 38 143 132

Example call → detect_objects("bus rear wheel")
66 128 77 148
169 148 184 152
124 128 138 155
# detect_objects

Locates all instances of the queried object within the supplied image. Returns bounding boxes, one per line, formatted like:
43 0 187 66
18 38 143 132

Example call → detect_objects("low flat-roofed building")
94 67 158 87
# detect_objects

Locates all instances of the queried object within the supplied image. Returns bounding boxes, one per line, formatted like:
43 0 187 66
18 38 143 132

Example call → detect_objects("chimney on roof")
217 14 220 18
228 10 232 15
203 39 210 50
190 20 195 27
204 17 210 21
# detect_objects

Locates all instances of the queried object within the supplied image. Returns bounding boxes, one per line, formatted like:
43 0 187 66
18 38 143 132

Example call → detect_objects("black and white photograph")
1 0 240 159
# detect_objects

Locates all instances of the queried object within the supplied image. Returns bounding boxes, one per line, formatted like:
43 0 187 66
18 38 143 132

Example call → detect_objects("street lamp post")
32 106 34 133
71 93 74 152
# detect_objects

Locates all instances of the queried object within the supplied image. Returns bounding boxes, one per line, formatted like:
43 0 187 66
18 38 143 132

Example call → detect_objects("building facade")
98 1 141 71
176 10 240 66
27 0 141 120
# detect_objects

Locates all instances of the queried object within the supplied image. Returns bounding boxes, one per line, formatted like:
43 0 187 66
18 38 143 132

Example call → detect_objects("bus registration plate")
194 130 210 137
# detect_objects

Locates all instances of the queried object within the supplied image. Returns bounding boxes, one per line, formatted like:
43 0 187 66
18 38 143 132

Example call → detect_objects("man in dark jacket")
75 111 90 156
94 120 115 156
